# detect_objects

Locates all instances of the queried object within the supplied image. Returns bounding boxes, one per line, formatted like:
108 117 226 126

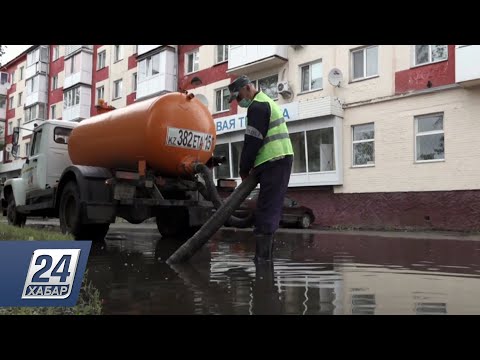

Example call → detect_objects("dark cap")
227 75 251 103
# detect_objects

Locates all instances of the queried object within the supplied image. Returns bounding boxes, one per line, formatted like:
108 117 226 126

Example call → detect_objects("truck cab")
1 120 77 224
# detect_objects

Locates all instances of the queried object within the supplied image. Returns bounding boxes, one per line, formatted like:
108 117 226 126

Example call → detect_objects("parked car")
233 189 315 229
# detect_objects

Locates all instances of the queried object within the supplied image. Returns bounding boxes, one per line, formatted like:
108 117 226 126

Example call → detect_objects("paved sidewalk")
2 218 479 241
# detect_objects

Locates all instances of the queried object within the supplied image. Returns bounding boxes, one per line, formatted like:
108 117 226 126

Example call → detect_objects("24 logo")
22 249 82 299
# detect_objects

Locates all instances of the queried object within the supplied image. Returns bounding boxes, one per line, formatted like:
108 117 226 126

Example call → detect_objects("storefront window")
214 143 230 178
290 132 306 173
231 141 244 178
307 128 335 172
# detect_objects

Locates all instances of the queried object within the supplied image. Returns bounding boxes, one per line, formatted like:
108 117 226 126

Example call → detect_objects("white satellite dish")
328 68 343 87
194 94 209 108
5 144 12 152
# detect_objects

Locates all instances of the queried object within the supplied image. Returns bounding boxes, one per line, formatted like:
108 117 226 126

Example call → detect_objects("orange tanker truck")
1 91 247 242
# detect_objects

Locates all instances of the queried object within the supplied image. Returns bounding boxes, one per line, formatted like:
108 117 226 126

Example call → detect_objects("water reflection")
85 229 480 315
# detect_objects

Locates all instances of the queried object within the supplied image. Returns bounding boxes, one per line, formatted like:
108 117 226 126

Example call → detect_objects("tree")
0 45 5 66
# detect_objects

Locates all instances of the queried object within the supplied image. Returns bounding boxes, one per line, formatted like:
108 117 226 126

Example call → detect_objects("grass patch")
0 222 73 241
0 222 102 315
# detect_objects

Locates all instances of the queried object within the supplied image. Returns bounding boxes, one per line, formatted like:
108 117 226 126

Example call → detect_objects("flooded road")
85 229 480 315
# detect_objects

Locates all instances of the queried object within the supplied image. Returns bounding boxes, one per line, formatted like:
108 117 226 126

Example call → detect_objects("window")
32 129 43 156
97 86 104 102
351 46 378 81
414 45 448 66
290 132 306 173
307 128 335 172
113 79 123 99
11 71 15 84
415 302 447 315
216 45 229 64
25 142 31 158
54 127 72 144
14 144 20 159
40 46 49 63
186 51 199 74
52 46 59 61
26 76 39 95
0 97 6 109
351 294 376 315
8 121 13 135
215 88 230 113
1 72 8 84
65 53 80 76
132 73 137 92
415 113 444 162
63 87 80 109
25 104 46 122
9 96 14 110
152 54 159 75
97 50 106 70
17 92 22 107
301 61 323 92
19 66 24 80
114 45 123 62
213 143 230 178
251 74 279 100
50 104 56 119
138 53 160 82
27 48 39 67
231 141 243 178
52 75 58 90
352 123 375 166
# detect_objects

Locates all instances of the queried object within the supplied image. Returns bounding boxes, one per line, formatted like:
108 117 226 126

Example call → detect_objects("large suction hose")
166 171 259 264
194 163 254 228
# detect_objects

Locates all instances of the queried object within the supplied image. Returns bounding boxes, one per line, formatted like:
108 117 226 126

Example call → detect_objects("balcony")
63 104 91 121
456 45 480 87
138 45 161 57
25 74 48 107
25 61 48 80
136 48 176 100
64 51 93 89
227 45 289 75
0 106 5 121
63 86 91 121
65 45 93 58
0 83 7 96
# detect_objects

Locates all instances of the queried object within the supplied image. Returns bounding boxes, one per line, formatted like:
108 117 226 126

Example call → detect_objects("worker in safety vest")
228 75 294 263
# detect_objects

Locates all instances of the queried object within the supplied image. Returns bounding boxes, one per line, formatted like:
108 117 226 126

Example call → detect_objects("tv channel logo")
22 249 82 299
0 241 91 307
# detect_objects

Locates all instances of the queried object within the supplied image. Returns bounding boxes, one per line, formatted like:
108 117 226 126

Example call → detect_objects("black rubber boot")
253 233 274 263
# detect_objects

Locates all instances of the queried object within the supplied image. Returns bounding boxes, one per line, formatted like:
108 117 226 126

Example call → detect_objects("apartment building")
1 45 479 231
182 45 480 231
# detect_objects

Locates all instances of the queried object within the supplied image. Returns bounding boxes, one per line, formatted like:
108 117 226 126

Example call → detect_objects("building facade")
1 45 479 231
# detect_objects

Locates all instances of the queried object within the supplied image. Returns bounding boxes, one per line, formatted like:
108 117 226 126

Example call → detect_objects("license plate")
114 183 136 200
165 127 213 152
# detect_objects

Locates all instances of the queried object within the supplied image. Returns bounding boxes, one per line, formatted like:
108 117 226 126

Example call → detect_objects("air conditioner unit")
277 81 292 96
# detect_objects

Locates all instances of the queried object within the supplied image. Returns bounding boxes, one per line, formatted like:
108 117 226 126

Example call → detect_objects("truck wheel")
60 181 109 241
7 194 26 227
